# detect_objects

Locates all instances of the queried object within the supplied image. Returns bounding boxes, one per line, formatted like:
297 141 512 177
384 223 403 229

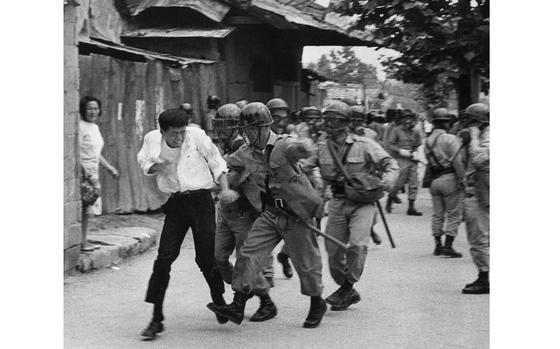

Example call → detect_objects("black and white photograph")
5 0 560 348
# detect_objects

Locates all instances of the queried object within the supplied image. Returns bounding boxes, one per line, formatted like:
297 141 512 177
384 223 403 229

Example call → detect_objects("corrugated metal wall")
79 53 224 213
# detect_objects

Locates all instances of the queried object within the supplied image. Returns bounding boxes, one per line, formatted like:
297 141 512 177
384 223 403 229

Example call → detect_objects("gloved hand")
398 148 412 158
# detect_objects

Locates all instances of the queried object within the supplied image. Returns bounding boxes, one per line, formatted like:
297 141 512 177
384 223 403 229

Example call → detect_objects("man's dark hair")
79 96 102 120
158 109 189 131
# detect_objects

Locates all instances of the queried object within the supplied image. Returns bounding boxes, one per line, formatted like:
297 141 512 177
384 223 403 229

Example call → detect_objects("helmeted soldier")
385 109 424 215
266 98 291 135
367 110 387 143
350 105 377 141
458 103 490 294
212 103 277 322
205 95 222 140
302 101 399 311
206 102 328 328
424 108 466 258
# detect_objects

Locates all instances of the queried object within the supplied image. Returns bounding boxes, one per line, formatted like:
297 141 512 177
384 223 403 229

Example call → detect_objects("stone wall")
64 0 82 273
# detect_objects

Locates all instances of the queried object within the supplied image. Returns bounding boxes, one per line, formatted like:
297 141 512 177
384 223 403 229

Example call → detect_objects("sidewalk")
75 213 164 273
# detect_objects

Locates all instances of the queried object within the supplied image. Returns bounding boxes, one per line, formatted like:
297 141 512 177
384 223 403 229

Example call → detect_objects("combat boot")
463 271 489 294
303 296 327 328
331 288 361 311
407 200 423 216
393 195 402 204
433 236 443 256
441 235 462 258
250 294 278 322
207 292 252 325
277 252 293 278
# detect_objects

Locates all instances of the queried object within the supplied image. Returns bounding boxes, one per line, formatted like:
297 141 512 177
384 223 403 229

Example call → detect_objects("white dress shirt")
137 126 227 194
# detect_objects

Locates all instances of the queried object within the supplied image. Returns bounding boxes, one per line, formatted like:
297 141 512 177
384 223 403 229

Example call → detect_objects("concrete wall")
64 1 82 274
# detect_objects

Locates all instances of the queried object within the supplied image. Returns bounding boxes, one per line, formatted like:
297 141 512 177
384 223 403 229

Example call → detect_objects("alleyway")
64 189 488 349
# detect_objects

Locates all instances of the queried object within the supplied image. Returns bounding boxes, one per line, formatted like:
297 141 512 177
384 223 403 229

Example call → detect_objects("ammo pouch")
327 141 384 204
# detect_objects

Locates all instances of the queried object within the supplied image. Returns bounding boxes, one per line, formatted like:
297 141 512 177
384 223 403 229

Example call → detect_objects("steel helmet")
396 109 416 121
300 106 321 119
431 108 453 121
460 103 489 123
350 105 366 121
239 102 273 128
266 98 290 113
213 103 241 131
322 101 351 119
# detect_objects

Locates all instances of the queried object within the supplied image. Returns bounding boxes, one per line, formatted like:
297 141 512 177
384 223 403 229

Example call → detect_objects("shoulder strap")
425 133 444 168
327 140 353 182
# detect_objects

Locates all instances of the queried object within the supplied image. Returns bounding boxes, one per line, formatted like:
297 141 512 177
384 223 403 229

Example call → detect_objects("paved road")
64 190 488 349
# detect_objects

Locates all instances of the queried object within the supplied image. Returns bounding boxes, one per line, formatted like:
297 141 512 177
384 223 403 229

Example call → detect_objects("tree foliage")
305 47 378 84
332 0 489 107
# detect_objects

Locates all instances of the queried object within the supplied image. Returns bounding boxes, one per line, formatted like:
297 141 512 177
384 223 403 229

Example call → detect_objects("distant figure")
78 96 119 251
206 95 222 139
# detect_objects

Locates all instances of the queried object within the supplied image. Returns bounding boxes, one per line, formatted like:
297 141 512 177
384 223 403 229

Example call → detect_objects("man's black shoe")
331 288 361 311
249 296 278 322
207 303 244 325
277 252 293 279
303 297 327 328
211 293 229 324
140 321 164 340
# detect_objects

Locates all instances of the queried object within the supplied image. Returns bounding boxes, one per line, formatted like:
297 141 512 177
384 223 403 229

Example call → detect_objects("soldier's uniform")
460 103 490 294
303 101 399 311
385 117 424 214
424 113 466 257
207 102 328 329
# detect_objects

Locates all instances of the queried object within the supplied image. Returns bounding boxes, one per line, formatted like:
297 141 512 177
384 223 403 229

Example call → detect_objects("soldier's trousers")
145 191 224 306
430 173 463 238
464 195 490 272
214 207 273 296
232 210 324 296
391 158 419 201
325 198 374 285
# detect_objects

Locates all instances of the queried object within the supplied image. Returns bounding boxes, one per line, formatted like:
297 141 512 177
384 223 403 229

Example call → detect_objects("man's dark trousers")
145 190 225 310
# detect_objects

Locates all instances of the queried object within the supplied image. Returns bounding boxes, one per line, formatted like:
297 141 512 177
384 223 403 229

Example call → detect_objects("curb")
77 227 159 272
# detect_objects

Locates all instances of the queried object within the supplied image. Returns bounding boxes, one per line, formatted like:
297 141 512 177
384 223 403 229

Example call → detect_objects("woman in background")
78 96 119 251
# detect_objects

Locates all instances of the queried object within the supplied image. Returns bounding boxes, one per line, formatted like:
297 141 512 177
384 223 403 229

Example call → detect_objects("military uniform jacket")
303 133 400 193
385 125 423 159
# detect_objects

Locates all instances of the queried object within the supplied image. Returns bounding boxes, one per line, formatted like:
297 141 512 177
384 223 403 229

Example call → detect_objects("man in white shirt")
137 109 238 339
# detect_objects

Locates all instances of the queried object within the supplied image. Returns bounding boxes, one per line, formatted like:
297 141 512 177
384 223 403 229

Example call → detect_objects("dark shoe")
393 195 402 204
303 297 327 328
277 252 293 279
211 294 229 324
407 208 423 216
331 288 361 311
441 246 463 258
325 286 345 306
250 296 278 322
206 292 250 325
462 279 490 294
433 245 443 256
140 321 164 340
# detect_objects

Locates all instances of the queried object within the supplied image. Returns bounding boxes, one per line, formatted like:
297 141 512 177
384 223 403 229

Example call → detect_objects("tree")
332 0 489 109
306 47 378 84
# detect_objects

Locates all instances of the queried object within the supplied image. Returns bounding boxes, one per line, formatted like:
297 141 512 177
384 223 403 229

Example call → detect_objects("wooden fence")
78 53 224 213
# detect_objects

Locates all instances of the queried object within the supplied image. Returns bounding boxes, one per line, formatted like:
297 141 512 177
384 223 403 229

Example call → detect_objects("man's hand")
218 189 240 204
148 160 170 174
